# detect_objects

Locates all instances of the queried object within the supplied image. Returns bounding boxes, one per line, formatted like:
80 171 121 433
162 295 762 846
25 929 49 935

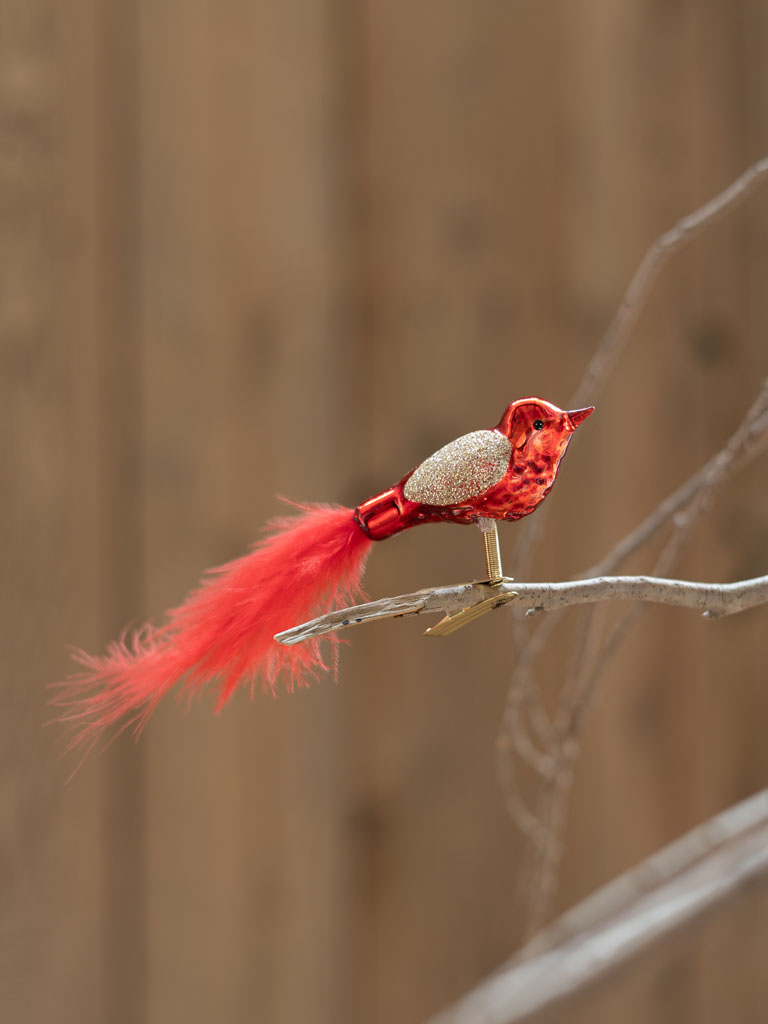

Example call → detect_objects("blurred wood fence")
2 2 768 1022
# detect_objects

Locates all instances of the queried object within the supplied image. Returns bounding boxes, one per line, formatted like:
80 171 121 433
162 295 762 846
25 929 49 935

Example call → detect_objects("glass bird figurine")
55 397 593 753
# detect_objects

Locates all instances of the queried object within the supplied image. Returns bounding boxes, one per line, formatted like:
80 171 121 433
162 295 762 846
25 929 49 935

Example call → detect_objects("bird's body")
55 397 593 756
355 398 593 538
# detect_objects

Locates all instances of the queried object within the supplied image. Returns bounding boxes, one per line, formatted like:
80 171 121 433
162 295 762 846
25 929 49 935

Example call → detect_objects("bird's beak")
566 406 595 430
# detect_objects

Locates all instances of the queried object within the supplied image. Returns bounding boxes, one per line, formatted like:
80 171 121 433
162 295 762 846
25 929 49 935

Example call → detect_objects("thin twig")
570 156 768 409
520 374 768 934
498 157 768 932
586 376 768 577
510 160 768 583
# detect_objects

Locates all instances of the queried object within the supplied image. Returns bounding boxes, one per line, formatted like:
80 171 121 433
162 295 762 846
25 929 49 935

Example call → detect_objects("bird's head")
496 398 594 467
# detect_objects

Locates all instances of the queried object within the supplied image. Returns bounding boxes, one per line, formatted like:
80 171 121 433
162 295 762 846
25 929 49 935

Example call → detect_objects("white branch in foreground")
423 789 768 1024
275 574 768 645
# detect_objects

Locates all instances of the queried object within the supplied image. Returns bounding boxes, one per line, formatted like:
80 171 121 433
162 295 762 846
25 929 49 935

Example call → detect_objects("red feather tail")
53 503 372 756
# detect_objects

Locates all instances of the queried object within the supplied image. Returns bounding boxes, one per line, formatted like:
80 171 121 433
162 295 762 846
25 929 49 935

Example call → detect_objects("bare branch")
497 155 768 933
275 574 768 646
586 375 768 577
512 155 768 585
424 789 768 1024
519 373 768 934
570 156 768 408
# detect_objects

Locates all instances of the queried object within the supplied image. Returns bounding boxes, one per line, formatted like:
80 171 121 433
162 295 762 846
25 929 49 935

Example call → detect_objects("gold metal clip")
425 520 516 636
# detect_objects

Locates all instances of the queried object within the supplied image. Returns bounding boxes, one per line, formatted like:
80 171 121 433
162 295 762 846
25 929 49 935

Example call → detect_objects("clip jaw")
425 519 516 636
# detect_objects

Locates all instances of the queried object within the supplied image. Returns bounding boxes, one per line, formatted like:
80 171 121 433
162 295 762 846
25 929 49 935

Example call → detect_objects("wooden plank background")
2 2 767 1022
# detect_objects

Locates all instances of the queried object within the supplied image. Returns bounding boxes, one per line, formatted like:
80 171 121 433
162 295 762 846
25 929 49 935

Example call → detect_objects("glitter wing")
403 429 512 506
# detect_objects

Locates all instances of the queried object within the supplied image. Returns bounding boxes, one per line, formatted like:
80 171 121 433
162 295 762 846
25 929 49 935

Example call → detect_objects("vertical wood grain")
556 2 768 1023
357 4 573 1020
3 3 768 1023
136 3 362 1022
2 2 105 1021
94 3 148 1022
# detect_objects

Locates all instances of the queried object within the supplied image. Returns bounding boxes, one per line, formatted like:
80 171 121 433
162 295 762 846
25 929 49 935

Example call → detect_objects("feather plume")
53 503 371 756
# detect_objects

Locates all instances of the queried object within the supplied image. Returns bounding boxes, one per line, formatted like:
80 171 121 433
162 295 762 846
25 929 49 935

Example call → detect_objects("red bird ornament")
56 397 593 752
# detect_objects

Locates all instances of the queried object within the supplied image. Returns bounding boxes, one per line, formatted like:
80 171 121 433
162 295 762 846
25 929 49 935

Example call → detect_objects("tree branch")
496 153 768 933
423 789 768 1024
514 373 768 936
586 375 768 577
275 574 768 645
569 156 768 409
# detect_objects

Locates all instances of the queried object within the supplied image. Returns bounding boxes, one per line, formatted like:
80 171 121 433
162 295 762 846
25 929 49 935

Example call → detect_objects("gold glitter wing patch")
403 430 512 505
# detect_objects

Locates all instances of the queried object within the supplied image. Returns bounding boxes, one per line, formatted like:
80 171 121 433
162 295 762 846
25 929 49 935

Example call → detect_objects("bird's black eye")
533 419 544 431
